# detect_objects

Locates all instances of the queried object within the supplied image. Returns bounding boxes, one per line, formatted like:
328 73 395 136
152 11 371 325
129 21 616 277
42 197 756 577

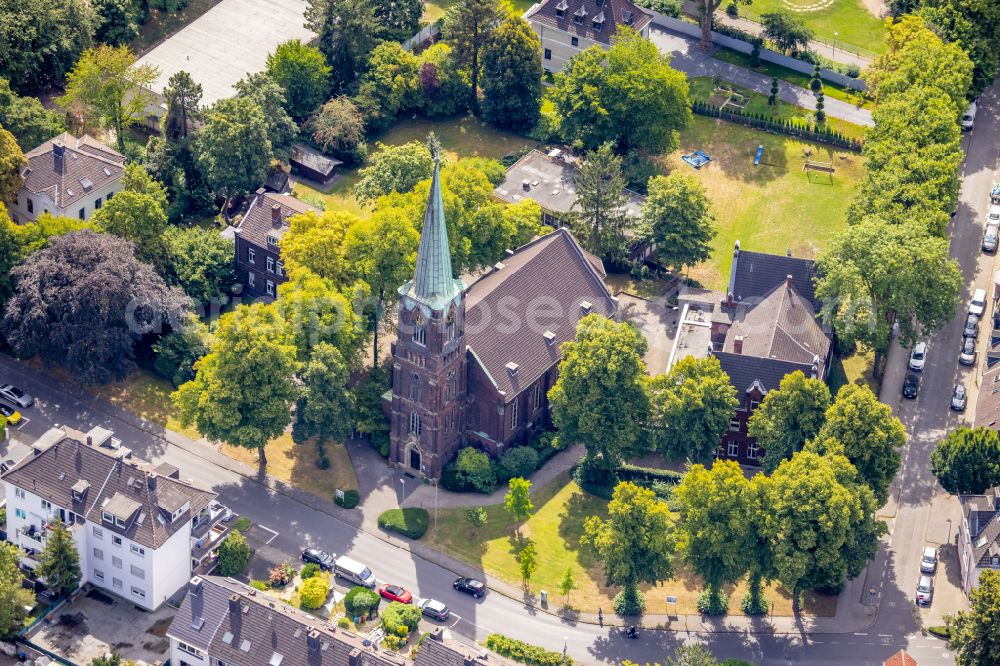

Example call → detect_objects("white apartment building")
524 0 652 73
2 426 231 610
8 133 125 224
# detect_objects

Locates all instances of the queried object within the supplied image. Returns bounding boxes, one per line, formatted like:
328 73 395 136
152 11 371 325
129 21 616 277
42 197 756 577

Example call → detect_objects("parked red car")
378 584 413 604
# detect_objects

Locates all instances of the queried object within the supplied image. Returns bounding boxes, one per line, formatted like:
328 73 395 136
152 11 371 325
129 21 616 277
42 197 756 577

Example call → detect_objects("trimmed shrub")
300 563 320 579
442 447 497 493
485 634 573 666
336 489 360 509
927 625 950 639
697 589 729 615
497 447 539 482
613 586 645 616
345 586 380 617
216 531 251 576
299 575 329 610
380 601 421 634
378 508 429 539
337 616 351 629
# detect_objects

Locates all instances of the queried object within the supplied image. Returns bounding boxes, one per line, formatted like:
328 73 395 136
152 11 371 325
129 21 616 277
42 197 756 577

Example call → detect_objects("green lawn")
712 49 874 110
688 77 865 140
425 473 836 616
828 343 878 395
295 114 538 215
670 115 862 291
737 0 886 57
423 0 536 24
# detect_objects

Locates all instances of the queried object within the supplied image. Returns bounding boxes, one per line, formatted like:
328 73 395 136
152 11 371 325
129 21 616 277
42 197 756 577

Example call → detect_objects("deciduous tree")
810 384 906 503
196 97 272 206
371 0 422 41
294 343 355 464
918 0 1000 97
673 461 751 615
694 0 751 49
280 209 361 284
0 78 68 150
581 482 674 615
465 506 488 534
36 520 81 599
161 226 235 303
91 164 169 269
748 370 831 473
266 39 332 120
760 11 813 55
173 303 299 465
816 219 962 376
443 0 503 113
152 315 211 387
0 542 34 639
355 142 434 204
234 72 298 160
58 45 159 153
92 0 139 46
949 569 1000 666
504 477 533 527
217 531 251 575
642 173 716 274
931 427 1000 495
275 268 363 364
481 14 542 132
308 96 365 164
0 126 25 204
517 542 537 587
550 315 650 475
2 230 190 383
551 27 691 153
559 567 576 605
648 355 737 465
0 0 95 92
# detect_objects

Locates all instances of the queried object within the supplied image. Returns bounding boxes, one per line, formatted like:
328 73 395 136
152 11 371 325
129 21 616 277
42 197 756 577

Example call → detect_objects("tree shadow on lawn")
557 491 607 573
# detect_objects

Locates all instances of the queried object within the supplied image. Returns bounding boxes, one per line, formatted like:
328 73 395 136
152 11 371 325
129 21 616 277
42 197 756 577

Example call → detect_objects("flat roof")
136 0 316 109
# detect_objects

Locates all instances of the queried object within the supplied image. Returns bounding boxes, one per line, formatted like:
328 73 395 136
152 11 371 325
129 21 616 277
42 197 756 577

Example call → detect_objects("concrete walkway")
681 1 875 69
650 24 874 128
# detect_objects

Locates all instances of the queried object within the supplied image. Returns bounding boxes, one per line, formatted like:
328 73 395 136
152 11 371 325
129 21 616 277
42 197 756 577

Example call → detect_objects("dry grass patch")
222 435 358 499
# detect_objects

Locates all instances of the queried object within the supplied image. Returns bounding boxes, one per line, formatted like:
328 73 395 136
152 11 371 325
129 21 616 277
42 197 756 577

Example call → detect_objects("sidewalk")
681 1 875 68
2 354 882 635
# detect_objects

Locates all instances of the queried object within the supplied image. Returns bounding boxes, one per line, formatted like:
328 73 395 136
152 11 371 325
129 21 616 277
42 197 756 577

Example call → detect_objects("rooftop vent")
66 189 74 197
80 177 94 192
103 168 112 177
506 362 519 376
623 10 634 24
580 300 592 314
543 331 556 345
522 179 531 191
240 639 252 652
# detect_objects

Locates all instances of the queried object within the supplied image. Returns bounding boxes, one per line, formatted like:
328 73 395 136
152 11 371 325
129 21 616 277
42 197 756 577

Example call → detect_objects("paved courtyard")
28 588 175 666
619 293 678 375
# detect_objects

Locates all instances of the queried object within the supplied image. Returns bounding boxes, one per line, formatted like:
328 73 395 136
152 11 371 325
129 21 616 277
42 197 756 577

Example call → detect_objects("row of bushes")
573 459 683 500
485 634 574 666
710 21 862 78
441 432 568 494
692 101 863 152
378 508 430 539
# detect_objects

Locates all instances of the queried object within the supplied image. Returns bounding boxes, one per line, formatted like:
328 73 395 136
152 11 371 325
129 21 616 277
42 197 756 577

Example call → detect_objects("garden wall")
644 11 867 92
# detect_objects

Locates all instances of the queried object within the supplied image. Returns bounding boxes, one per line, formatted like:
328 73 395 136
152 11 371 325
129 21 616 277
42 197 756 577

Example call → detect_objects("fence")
692 100 864 152
402 24 440 52
645 10 867 92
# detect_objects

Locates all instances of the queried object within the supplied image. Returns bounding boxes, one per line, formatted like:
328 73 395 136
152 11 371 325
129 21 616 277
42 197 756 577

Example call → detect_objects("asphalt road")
2 88 998 666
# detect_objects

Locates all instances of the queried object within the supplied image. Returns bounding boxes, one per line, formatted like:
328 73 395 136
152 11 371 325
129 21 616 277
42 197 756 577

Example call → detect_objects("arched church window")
446 309 457 342
410 373 421 403
409 411 422 435
412 313 427 346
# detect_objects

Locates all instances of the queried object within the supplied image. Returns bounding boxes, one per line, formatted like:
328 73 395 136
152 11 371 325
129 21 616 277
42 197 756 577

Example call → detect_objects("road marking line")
854 632 868 636
878 634 893 638
258 524 279 544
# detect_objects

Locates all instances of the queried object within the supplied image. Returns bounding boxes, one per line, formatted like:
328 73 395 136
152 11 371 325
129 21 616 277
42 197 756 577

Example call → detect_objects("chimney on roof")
786 248 792 257
581 300 593 314
430 628 444 642
228 593 240 615
522 179 531 191
271 204 282 227
505 249 515 257
733 239 741 257
86 435 92 447
147 473 157 492
189 576 203 595
733 335 744 354
543 330 556 346
785 274 793 290
506 362 519 376
307 629 321 652
348 649 362 666
725 292 734 308
53 141 65 175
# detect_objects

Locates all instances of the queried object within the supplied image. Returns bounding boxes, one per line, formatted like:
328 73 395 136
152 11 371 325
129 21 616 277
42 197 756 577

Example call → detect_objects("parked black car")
301 547 335 571
453 577 486 598
903 373 920 399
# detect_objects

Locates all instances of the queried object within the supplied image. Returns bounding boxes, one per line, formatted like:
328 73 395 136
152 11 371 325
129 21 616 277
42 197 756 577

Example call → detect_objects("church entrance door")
409 447 421 471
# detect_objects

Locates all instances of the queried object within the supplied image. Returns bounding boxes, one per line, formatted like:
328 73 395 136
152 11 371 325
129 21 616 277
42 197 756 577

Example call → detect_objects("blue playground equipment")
682 150 711 169
754 144 764 166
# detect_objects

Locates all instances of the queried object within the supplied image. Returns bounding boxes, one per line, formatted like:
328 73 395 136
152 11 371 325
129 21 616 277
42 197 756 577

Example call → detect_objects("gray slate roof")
728 246 821 311
236 192 318 251
22 132 125 209
170 576 499 666
1 427 216 550
465 228 615 400
525 0 651 46
401 159 465 311
714 352 814 396
961 488 1000 568
494 149 644 220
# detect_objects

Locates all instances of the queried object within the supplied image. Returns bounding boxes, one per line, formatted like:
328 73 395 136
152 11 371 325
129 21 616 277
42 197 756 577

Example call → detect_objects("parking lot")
27 588 175 665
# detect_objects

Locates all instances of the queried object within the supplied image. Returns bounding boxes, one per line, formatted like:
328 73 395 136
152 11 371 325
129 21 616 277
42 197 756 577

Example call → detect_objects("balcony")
16 525 45 548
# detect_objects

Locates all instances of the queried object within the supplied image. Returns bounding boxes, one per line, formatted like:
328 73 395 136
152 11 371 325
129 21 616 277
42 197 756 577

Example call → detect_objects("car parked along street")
951 385 967 411
0 384 32 408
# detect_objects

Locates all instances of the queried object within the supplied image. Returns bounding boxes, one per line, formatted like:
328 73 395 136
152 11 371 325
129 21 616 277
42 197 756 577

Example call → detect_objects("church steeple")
401 157 465 311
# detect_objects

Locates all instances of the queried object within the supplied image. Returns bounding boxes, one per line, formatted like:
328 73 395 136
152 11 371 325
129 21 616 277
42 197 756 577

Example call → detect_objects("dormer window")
266 234 279 247
593 11 605 31
574 6 586 24
555 0 568 16
623 10 634 25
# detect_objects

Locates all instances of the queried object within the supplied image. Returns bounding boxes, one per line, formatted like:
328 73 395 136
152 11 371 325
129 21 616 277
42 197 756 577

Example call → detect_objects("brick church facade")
388 159 617 479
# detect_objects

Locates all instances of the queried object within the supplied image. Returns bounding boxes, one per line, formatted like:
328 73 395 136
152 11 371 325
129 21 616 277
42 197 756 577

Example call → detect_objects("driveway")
649 25 875 127
618 293 678 376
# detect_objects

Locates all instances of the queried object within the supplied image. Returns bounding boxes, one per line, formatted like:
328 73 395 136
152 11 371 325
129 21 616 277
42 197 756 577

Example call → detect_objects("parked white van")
962 101 977 131
334 555 377 588
970 288 987 317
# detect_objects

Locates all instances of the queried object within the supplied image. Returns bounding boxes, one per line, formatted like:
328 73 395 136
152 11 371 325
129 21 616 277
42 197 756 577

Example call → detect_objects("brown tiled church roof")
465 228 616 400
526 0 651 46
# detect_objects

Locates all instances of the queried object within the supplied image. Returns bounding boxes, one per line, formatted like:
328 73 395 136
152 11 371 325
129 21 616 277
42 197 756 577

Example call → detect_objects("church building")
388 159 618 479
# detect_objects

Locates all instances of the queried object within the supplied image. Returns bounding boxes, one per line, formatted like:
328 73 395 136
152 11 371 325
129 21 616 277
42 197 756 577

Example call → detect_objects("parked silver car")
960 337 976 365
0 384 32 408
951 385 967 411
984 225 999 253
916 575 934 605
920 546 938 574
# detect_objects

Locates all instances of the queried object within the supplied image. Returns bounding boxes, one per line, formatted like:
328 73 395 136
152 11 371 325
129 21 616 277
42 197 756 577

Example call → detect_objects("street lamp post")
562 637 568 665
422 464 439 531
833 32 838 58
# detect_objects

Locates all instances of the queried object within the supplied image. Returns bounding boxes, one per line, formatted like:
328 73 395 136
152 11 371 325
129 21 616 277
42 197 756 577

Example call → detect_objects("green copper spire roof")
401 158 465 310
